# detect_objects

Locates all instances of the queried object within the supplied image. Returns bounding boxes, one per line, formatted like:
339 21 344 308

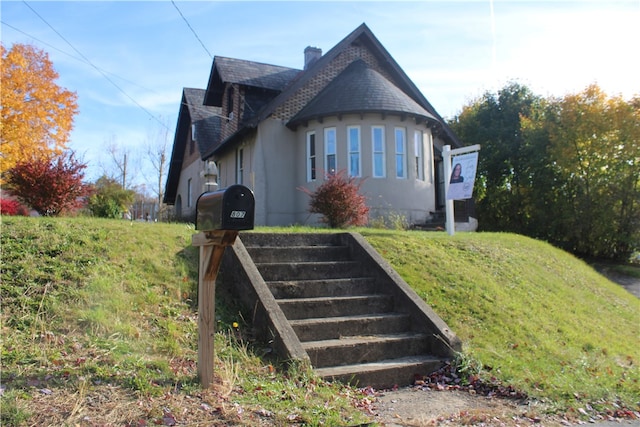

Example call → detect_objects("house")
164 23 473 228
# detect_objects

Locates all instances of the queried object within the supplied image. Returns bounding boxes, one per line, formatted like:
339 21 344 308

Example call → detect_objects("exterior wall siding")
175 159 206 222
293 114 436 225
182 129 201 166
210 115 441 227
212 120 299 227
256 119 299 226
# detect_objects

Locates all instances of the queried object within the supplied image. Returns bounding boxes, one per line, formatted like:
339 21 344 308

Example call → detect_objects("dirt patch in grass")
370 387 555 426
6 382 274 426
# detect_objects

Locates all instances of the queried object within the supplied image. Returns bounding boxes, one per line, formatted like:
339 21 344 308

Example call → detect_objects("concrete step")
242 233 341 247
278 295 393 320
231 232 458 389
267 277 378 299
303 333 430 368
246 245 351 263
314 355 445 389
255 261 362 281
289 313 411 341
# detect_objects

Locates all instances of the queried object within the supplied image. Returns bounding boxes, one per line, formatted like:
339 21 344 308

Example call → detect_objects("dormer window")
190 124 196 154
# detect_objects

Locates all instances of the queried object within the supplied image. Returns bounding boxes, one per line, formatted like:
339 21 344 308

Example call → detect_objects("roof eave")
287 110 439 130
163 95 191 204
204 61 224 106
202 125 257 160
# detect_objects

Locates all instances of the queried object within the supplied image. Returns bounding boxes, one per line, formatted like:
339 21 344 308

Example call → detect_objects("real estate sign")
446 151 479 200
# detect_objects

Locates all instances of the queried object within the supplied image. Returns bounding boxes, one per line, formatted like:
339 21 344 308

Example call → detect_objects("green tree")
547 85 639 260
88 176 136 219
449 82 546 233
449 82 639 261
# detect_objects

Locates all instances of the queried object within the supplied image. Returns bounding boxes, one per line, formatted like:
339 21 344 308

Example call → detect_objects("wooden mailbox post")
192 185 254 388
192 230 238 388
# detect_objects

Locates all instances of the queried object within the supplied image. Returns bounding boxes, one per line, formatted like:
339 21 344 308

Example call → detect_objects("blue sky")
2 1 639 187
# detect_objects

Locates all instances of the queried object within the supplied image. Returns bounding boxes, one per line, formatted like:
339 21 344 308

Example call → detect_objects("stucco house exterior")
164 23 473 228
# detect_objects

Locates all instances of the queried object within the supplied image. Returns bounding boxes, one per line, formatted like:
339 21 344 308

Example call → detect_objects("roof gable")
288 59 437 128
164 88 222 204
204 56 300 106
204 23 463 156
183 88 222 155
258 23 462 146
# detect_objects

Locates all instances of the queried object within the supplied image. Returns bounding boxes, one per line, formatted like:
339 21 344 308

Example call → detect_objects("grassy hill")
1 217 638 426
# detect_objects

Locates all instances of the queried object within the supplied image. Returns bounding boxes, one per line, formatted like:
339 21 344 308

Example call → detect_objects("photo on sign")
447 152 478 200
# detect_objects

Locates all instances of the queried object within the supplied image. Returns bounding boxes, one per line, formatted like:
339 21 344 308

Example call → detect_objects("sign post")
443 144 481 236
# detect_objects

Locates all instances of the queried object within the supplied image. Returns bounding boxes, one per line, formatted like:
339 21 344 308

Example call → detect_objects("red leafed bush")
0 198 29 216
6 151 89 216
300 170 369 228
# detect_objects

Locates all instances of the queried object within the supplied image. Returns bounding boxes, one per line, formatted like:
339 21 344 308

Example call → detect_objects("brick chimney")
304 46 322 70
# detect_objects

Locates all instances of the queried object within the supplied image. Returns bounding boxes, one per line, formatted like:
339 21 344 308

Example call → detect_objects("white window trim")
414 130 424 181
306 131 316 182
324 127 337 176
236 147 244 185
395 127 407 179
372 125 386 178
347 126 361 177
187 178 192 208
427 131 434 184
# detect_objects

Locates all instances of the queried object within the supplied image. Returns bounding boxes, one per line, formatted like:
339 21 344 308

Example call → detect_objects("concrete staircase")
219 232 461 389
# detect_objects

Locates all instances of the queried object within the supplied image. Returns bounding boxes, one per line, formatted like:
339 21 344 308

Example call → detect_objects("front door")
435 158 445 209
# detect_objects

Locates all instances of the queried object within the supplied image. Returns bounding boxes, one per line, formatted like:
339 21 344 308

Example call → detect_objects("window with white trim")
372 126 385 178
187 178 192 207
395 127 407 179
414 130 424 180
324 127 337 176
236 147 244 184
227 86 234 120
347 126 361 177
307 131 316 182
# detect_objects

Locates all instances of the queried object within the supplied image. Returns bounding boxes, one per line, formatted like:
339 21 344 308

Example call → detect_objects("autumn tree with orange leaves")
1 43 78 180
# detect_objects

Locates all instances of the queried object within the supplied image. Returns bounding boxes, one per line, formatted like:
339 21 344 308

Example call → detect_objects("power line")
1 20 159 95
171 0 213 60
180 101 230 120
21 1 170 131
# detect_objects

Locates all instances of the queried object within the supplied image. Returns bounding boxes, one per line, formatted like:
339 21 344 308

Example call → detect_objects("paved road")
589 421 640 427
609 273 640 298
597 269 640 298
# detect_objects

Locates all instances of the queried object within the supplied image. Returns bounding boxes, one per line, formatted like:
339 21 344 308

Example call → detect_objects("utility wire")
171 0 213 60
1 20 159 95
21 1 170 131
181 101 231 120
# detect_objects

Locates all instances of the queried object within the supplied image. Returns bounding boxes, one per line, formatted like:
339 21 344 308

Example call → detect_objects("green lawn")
359 229 639 414
1 217 638 426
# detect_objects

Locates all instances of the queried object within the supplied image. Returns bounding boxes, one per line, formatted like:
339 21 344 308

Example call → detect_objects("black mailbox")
196 185 255 231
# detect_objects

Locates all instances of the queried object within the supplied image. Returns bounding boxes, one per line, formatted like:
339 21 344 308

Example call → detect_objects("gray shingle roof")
288 60 437 128
204 23 462 156
183 88 214 121
164 88 222 204
183 88 222 155
214 57 301 91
